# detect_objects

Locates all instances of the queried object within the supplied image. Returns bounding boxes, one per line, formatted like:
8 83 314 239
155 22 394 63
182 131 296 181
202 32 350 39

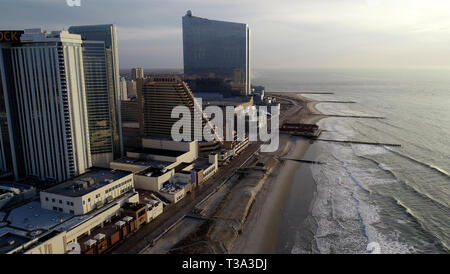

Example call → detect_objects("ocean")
253 69 450 254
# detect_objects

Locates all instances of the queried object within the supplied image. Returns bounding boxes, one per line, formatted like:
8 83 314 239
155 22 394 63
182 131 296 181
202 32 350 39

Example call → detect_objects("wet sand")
231 93 323 254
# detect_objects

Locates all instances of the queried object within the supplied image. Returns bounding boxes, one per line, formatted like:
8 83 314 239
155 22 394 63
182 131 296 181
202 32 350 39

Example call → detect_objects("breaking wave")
385 147 450 179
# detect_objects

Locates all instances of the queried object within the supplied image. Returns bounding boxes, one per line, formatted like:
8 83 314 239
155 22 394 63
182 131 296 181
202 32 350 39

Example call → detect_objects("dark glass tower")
182 11 251 95
69 24 123 161
81 41 114 167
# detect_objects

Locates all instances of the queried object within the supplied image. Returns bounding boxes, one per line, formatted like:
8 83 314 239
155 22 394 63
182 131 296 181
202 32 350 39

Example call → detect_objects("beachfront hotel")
182 10 251 96
69 24 124 161
0 29 92 182
121 77 222 154
0 24 125 182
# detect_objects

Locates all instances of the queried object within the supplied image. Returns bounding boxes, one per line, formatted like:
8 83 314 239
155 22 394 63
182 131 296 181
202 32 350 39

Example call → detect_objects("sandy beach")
144 92 325 254
232 93 324 254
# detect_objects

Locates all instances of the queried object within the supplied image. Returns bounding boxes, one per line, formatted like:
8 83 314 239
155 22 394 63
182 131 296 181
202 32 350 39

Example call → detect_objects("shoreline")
231 92 324 254
142 92 326 254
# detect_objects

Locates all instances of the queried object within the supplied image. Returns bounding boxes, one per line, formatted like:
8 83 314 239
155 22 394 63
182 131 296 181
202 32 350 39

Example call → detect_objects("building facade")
131 67 144 81
81 41 114 168
137 77 216 140
69 24 123 160
40 168 134 215
2 29 92 182
0 30 25 179
120 76 127 100
0 44 15 177
182 11 251 95
127 80 137 96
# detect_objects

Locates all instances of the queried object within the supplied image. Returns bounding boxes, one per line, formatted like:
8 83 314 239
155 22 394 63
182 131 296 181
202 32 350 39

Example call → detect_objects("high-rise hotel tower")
69 24 123 162
182 10 251 96
0 29 91 182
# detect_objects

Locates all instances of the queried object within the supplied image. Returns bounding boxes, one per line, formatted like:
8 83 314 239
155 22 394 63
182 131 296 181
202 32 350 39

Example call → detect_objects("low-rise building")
159 183 185 203
138 190 164 222
2 187 139 254
147 200 163 222
40 168 134 215
194 154 218 182
122 202 148 230
134 166 175 192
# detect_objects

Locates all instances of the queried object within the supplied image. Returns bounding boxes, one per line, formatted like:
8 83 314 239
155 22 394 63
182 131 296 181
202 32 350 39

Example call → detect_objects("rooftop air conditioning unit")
75 181 88 189
81 178 95 186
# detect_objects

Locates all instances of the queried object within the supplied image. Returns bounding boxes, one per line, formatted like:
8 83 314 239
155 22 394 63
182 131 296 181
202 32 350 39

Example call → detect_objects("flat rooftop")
7 201 73 231
0 180 37 191
160 183 183 195
137 166 166 177
204 100 250 107
112 157 172 168
174 162 192 172
122 202 146 212
194 158 213 169
0 232 31 254
128 147 186 157
137 189 161 206
43 167 132 197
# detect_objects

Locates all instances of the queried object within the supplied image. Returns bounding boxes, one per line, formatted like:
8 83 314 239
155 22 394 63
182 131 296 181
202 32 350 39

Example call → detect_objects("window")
58 208 63 212
53 206 57 211
70 210 74 214
45 197 49 201
59 200 62 204
52 199 55 203
67 201 70 205
71 202 74 206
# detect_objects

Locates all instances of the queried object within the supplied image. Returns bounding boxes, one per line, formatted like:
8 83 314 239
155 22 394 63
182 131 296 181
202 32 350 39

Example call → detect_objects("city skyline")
1 0 450 69
0 1 449 257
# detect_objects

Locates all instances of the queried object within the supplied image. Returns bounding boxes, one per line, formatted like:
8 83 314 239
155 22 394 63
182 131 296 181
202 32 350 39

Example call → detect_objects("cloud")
1 0 450 69
117 26 181 41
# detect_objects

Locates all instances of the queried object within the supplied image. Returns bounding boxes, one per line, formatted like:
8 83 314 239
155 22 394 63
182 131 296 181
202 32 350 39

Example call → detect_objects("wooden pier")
313 139 401 147
281 158 326 164
317 101 356 103
299 92 335 95
311 114 386 119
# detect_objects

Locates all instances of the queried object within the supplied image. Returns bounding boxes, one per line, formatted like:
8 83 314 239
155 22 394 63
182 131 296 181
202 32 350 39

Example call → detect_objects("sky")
1 0 450 69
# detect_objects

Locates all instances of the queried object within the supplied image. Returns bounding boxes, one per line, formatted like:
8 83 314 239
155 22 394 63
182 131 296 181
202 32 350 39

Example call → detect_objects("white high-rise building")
131 67 144 81
120 77 128 100
8 29 91 182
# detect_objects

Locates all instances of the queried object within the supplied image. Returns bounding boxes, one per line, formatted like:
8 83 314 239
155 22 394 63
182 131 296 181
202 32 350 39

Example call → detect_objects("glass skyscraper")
81 41 114 167
182 11 251 96
69 24 123 161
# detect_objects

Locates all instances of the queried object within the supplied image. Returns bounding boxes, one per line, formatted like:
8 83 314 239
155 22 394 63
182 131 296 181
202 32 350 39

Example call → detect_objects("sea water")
254 69 450 254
